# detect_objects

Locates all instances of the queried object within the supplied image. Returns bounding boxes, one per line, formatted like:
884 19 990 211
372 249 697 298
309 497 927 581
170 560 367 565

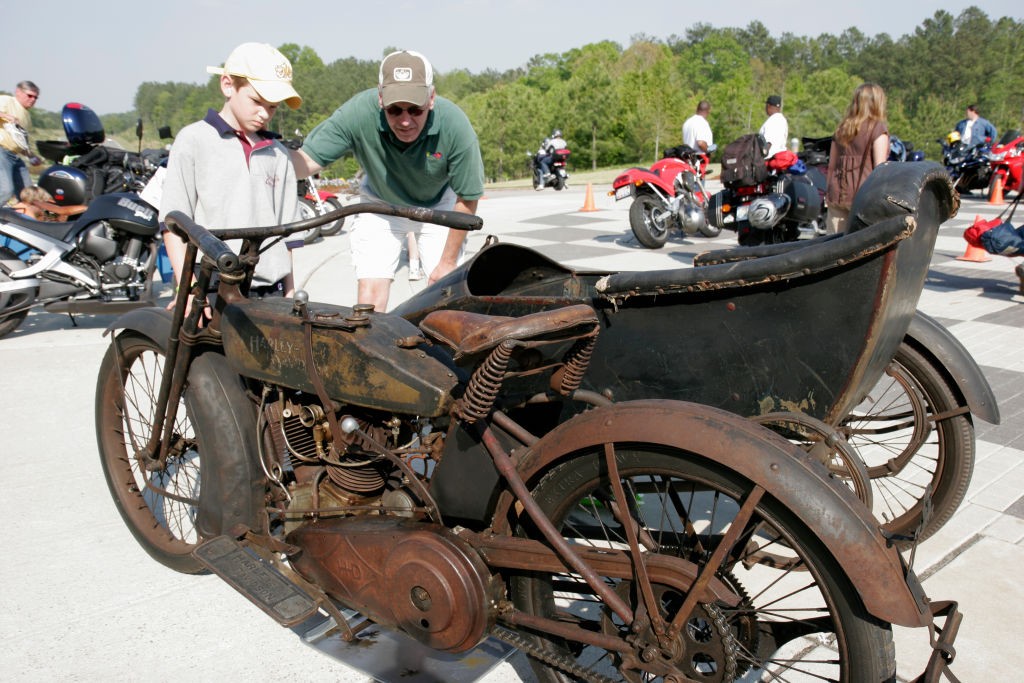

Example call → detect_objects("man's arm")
291 148 323 180
429 197 478 284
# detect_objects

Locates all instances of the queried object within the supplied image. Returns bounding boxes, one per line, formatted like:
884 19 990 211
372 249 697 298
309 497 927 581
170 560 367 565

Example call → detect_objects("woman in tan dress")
826 83 890 234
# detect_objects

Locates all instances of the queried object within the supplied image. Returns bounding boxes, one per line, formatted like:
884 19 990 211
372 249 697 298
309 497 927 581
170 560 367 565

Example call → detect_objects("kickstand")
65 312 78 328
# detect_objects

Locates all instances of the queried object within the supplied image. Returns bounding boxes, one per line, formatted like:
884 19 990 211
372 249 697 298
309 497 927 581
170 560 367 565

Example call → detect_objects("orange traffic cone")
579 183 598 212
988 174 1005 205
957 216 992 262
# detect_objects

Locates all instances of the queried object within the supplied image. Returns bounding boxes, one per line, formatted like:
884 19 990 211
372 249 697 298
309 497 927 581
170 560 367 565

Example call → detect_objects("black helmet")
551 129 562 138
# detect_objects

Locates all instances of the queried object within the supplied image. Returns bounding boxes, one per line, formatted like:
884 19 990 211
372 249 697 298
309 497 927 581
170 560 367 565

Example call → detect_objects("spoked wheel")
629 194 671 249
317 197 346 237
841 342 974 545
296 197 323 244
0 246 31 339
95 332 204 573
510 445 895 682
752 412 872 508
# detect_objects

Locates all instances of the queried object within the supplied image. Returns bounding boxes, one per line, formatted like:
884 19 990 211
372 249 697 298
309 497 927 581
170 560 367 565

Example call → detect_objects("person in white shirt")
682 100 714 154
759 95 789 159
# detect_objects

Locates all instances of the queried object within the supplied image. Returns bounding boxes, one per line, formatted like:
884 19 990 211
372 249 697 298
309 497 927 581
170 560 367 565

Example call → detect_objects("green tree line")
27 7 1024 182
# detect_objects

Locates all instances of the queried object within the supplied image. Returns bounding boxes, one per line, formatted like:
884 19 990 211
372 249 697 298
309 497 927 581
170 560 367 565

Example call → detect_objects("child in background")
159 42 303 298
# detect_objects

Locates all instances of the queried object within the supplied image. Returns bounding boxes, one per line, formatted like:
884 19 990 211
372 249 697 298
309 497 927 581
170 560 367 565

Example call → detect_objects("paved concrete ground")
1 179 1021 681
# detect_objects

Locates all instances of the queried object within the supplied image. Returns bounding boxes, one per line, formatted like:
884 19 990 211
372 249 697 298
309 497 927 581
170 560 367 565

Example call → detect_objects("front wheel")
296 197 323 244
0 246 31 338
629 194 672 249
317 197 346 237
510 445 895 682
95 332 204 573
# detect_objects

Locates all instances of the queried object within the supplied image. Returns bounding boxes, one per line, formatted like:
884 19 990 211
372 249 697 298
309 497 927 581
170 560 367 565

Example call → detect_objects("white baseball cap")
207 43 302 109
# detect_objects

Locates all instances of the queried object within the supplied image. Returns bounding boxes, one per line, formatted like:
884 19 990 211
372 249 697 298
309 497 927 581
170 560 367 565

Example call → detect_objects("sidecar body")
395 162 959 426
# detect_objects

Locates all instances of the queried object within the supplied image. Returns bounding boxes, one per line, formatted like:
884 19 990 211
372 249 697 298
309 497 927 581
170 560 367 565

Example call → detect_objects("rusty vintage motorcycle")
95 197 959 681
396 162 998 549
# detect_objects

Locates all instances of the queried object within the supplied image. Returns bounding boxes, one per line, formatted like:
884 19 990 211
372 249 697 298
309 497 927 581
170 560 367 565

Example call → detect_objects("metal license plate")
614 185 634 201
736 204 749 221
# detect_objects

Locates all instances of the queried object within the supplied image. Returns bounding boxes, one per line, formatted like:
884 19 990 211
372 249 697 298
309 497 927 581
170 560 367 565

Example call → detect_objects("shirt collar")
203 108 278 142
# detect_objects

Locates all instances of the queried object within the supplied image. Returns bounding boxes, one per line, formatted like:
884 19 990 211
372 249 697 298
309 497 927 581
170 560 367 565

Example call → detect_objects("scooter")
610 144 718 248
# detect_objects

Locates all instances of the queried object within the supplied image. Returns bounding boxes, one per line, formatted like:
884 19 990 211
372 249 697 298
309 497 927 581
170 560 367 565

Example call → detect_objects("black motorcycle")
706 166 827 245
528 147 571 190
940 131 993 193
0 192 162 337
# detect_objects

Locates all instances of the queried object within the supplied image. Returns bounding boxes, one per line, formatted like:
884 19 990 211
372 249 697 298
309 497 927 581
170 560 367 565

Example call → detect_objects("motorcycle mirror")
158 126 173 140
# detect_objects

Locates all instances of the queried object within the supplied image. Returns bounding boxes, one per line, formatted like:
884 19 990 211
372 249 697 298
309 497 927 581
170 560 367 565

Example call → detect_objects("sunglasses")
385 104 426 117
23 93 38 100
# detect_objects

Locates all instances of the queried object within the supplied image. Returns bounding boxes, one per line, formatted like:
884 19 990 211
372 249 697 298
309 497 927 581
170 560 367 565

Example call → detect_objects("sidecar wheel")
843 342 974 545
0 247 31 339
96 332 205 573
510 446 895 682
629 194 671 249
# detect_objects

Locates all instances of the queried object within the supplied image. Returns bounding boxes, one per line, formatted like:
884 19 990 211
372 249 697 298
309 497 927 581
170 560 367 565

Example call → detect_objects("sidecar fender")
500 400 932 628
103 306 172 352
906 310 1000 424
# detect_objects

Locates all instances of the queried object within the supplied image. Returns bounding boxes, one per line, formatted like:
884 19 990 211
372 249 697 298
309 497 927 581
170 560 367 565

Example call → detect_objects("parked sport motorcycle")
939 130 993 193
528 147 571 190
706 154 827 246
95 198 961 681
610 144 718 248
987 129 1024 197
0 192 161 338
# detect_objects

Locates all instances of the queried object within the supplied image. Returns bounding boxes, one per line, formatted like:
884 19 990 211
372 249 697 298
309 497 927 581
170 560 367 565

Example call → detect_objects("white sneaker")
408 267 425 281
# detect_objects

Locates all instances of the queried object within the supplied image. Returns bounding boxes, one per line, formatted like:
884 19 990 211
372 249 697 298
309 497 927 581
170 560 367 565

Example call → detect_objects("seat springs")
458 339 515 423
557 336 596 395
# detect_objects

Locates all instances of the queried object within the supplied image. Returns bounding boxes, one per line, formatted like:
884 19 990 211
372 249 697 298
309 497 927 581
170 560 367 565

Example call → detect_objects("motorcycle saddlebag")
774 173 823 223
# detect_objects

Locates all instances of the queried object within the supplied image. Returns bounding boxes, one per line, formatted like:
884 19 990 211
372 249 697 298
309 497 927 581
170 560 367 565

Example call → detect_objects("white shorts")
349 184 463 280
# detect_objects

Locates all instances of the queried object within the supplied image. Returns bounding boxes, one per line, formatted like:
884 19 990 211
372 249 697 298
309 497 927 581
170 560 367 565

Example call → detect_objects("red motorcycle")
610 145 718 248
988 129 1024 197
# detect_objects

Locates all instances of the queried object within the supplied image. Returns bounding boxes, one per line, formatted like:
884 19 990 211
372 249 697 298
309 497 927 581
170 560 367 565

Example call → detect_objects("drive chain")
492 624 618 683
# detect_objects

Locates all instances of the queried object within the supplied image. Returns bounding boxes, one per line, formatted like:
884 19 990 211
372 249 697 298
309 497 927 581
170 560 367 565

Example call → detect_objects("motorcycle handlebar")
164 210 241 275
164 201 484 275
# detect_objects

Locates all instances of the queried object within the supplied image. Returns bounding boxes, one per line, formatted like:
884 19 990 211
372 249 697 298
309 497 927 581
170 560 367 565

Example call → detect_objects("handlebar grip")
396 205 483 231
164 210 241 274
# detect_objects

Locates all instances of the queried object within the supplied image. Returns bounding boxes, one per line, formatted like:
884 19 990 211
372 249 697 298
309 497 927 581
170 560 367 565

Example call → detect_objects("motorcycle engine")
77 220 151 292
261 392 441 533
677 203 707 234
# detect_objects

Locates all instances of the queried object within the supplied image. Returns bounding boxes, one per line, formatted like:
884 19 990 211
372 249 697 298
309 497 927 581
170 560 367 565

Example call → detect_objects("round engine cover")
386 529 495 652
678 203 707 234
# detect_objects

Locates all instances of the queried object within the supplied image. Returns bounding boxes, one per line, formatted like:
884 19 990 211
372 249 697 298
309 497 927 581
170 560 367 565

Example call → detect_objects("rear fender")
906 310 1000 424
612 168 675 195
492 400 931 628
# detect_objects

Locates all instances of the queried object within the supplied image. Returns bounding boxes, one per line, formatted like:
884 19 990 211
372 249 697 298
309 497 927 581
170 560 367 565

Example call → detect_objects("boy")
159 43 302 298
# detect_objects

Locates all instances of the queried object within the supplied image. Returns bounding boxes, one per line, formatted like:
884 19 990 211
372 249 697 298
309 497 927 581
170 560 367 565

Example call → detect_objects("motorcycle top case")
36 103 106 163
219 298 459 417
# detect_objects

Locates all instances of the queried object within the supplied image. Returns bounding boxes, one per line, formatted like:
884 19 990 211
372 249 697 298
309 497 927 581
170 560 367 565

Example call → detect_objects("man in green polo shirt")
292 50 484 312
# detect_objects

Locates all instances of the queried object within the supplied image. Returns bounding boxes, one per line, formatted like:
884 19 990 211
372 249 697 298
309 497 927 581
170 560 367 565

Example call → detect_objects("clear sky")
3 0 1019 114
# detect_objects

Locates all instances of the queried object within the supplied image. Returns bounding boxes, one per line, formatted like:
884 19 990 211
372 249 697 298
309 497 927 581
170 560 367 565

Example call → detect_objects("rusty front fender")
495 399 931 628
